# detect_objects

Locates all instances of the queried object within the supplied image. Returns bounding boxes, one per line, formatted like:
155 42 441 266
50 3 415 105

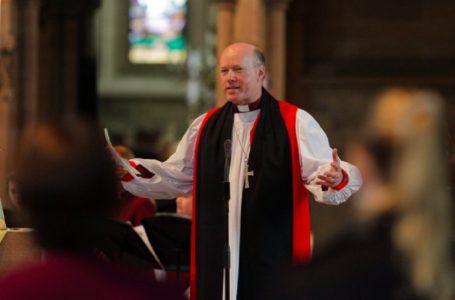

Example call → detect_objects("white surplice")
122 108 362 300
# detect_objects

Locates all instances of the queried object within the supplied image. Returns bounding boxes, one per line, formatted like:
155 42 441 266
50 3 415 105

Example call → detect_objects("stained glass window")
128 0 187 64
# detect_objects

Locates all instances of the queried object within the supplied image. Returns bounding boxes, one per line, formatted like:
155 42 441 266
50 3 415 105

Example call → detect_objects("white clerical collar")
234 97 262 113
237 105 251 112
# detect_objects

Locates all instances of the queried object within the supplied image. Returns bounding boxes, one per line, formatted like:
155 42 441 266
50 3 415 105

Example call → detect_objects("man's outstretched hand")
316 148 343 188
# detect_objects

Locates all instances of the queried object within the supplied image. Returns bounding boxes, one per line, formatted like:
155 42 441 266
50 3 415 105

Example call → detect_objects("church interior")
0 0 454 298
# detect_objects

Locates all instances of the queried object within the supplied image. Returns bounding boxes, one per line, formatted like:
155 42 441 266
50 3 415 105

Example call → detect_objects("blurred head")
349 88 454 298
114 145 134 160
352 89 448 214
176 194 192 218
16 118 119 251
219 43 266 105
5 174 20 209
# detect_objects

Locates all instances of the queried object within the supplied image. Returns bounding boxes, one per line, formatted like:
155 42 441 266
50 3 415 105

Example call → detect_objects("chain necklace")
233 127 254 189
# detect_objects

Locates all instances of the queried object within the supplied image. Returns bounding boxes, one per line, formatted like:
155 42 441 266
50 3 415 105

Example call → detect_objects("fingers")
330 148 341 172
332 148 341 163
320 172 340 179
310 148 344 187
316 169 342 187
317 174 338 185
332 148 339 161
331 161 340 170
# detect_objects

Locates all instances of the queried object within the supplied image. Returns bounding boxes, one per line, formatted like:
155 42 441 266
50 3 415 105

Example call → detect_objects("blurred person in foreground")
0 118 184 300
2 174 28 228
270 88 455 300
176 194 192 218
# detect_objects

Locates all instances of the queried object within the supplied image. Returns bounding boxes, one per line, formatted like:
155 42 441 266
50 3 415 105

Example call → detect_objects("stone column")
0 0 14 105
286 2 305 105
38 0 100 119
0 0 15 182
20 0 40 125
264 0 291 99
215 0 236 106
233 0 265 49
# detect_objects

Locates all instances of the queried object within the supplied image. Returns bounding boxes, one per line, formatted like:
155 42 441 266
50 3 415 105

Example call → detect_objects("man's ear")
257 65 266 81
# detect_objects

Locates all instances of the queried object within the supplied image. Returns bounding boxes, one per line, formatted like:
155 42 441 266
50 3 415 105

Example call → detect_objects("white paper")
133 225 165 270
104 128 140 178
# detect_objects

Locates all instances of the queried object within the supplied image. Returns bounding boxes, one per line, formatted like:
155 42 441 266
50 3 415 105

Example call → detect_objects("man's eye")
220 69 228 75
233 67 243 72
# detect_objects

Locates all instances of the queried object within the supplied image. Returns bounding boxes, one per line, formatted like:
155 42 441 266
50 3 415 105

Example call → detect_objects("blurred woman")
271 88 455 300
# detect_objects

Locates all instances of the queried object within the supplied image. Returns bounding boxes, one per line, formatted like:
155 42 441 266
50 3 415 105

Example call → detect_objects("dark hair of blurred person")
0 118 184 299
270 88 455 300
16 118 120 250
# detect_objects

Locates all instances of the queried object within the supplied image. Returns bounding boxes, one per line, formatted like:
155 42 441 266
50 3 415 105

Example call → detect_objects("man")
122 42 362 300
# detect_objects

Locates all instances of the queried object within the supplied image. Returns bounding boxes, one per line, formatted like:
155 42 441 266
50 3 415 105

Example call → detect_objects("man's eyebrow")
222 65 243 69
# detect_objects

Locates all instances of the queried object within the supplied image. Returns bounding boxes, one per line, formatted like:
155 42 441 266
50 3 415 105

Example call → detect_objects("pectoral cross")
244 164 254 189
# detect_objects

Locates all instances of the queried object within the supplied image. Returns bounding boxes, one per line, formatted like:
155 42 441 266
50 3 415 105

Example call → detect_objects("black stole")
193 89 294 300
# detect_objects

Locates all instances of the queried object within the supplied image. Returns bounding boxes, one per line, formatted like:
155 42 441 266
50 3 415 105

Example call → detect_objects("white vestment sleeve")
296 109 362 205
122 114 206 199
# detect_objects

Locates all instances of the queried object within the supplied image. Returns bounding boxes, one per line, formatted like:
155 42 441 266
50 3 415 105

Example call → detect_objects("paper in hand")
104 128 141 178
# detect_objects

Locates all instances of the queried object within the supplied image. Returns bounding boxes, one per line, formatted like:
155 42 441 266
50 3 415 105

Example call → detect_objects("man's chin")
225 95 238 103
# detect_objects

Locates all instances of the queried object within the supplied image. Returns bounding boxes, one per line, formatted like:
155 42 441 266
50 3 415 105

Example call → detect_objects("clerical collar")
234 97 262 113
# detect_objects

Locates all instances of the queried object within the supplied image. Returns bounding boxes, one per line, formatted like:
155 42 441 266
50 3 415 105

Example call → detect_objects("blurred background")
0 0 454 248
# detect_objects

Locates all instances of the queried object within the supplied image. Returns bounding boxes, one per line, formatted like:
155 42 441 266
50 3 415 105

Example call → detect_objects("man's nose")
227 70 237 81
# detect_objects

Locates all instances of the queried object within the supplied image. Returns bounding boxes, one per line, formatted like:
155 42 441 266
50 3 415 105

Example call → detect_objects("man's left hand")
316 148 343 188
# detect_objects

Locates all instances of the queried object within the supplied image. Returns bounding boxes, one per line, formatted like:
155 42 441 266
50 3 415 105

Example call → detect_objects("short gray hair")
253 48 266 67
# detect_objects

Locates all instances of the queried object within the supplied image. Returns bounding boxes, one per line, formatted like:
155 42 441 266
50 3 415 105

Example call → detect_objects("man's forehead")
220 61 249 68
220 50 255 67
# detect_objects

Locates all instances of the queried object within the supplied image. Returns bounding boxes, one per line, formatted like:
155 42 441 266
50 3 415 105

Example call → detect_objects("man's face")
219 45 265 105
8 180 20 208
